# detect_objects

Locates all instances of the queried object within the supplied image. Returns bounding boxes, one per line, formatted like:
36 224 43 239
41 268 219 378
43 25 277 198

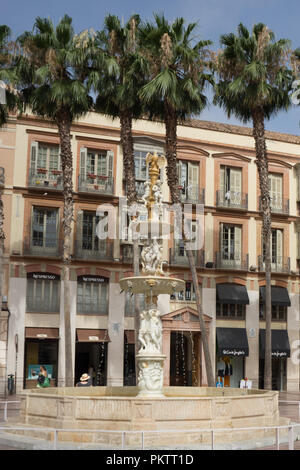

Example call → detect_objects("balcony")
28 168 63 190
169 248 205 267
75 239 114 261
24 236 62 257
180 187 205 204
258 255 290 274
214 252 249 270
216 190 248 210
259 197 289 215
78 175 114 195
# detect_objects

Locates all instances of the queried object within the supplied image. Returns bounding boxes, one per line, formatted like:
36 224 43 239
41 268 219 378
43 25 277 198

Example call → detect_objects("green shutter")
276 229 283 267
107 150 114 179
76 210 84 252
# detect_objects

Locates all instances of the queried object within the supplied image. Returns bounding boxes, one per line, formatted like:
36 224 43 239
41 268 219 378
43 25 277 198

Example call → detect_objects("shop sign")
221 349 246 356
78 275 108 283
28 272 60 281
36 334 48 339
272 351 288 357
88 336 99 341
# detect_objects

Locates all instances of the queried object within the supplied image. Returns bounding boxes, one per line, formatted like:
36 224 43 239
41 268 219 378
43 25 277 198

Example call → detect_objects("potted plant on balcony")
94 184 99 189
37 168 47 174
87 173 97 179
51 170 62 175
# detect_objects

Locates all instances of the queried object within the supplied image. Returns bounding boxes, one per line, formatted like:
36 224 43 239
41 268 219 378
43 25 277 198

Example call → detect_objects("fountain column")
120 152 184 398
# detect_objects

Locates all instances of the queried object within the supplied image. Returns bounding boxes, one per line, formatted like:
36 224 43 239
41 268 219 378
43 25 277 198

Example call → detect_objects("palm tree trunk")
165 104 215 387
57 108 74 388
252 108 272 391
120 111 139 382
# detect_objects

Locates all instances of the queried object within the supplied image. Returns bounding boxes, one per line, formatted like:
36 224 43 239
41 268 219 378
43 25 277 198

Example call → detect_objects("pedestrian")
76 373 92 387
37 365 50 388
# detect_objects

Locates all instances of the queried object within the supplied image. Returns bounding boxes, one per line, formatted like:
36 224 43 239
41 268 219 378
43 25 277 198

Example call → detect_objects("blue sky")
3 0 300 135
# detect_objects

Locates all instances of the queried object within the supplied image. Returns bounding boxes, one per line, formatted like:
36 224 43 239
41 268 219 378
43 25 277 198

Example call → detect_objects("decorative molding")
212 152 251 163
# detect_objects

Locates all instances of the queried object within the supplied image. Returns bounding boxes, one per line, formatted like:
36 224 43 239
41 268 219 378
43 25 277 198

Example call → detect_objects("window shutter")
234 226 242 262
276 229 283 267
220 222 224 259
230 168 242 193
188 163 199 201
107 150 114 179
76 210 84 252
177 161 182 183
80 147 87 179
30 141 38 173
220 166 225 202
58 145 62 171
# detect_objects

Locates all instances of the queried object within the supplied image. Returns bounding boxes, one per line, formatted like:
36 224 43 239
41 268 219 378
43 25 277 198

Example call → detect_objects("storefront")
75 329 110 385
259 329 290 390
216 327 249 388
24 327 59 389
124 330 136 386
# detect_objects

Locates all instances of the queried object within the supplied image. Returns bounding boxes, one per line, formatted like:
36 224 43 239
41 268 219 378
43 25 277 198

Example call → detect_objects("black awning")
260 286 291 307
259 329 290 358
216 284 249 305
216 328 249 357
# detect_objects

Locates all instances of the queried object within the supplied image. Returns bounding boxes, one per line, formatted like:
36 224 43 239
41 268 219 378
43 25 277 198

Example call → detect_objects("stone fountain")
120 152 184 398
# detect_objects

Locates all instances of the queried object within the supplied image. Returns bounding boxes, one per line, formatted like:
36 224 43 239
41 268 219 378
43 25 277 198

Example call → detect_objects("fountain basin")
120 276 185 295
17 386 289 448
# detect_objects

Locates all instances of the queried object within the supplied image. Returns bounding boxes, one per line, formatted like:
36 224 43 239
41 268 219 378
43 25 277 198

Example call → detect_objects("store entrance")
75 342 107 386
24 339 58 389
259 357 287 390
216 356 245 388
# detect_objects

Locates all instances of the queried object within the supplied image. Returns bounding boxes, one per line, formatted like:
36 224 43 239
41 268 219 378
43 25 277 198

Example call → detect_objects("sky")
2 0 300 136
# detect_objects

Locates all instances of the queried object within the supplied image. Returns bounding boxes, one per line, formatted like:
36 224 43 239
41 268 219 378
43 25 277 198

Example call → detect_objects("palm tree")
214 23 293 390
139 15 215 387
16 16 93 387
92 14 147 379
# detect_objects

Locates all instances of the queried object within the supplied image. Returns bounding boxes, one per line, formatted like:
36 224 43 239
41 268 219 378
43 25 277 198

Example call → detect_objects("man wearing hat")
76 373 92 387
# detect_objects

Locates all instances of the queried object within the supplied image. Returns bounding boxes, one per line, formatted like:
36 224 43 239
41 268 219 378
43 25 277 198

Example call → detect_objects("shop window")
259 304 287 321
216 303 246 319
77 276 109 315
26 274 60 313
170 282 200 302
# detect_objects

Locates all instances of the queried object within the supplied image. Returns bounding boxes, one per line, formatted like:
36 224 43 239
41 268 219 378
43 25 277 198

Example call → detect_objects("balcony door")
269 173 283 212
262 228 283 270
220 166 242 206
177 161 199 202
220 224 242 268
31 207 59 254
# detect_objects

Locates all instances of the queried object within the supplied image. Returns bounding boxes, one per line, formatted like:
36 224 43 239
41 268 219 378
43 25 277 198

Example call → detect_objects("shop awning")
259 286 291 307
76 329 110 342
216 328 249 357
25 328 59 339
124 330 135 344
216 284 249 305
259 330 290 358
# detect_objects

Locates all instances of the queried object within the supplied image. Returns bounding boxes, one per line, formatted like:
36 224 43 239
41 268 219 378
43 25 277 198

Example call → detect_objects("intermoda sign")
221 349 247 356
77 275 108 283
27 272 60 281
272 351 288 357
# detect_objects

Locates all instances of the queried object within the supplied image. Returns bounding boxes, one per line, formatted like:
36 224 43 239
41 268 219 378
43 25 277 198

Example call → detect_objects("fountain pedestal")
136 353 166 398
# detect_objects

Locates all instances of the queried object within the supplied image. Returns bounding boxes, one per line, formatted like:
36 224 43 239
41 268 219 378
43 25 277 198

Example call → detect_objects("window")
259 304 287 321
216 303 245 319
77 277 109 315
79 148 113 184
170 282 200 302
26 275 60 312
262 229 283 268
125 292 145 317
269 173 283 211
31 207 58 249
220 224 241 263
82 212 102 251
134 150 147 181
220 166 242 205
177 161 199 201
30 142 60 177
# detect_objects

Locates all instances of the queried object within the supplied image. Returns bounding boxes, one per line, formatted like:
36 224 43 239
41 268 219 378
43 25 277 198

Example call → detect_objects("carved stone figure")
138 361 163 392
138 308 162 354
141 238 164 276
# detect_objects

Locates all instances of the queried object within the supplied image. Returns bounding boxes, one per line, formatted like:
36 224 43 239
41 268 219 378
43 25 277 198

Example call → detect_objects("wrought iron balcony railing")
258 255 290 274
24 236 62 257
180 187 205 204
28 168 63 190
78 175 114 195
216 190 248 210
169 248 205 267
214 252 249 270
259 196 289 215
75 239 114 261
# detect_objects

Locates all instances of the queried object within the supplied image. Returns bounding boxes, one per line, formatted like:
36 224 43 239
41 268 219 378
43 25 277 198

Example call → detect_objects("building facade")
0 111 300 394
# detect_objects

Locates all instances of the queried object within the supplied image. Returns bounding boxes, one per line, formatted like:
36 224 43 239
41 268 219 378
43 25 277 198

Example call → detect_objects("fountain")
13 153 289 449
